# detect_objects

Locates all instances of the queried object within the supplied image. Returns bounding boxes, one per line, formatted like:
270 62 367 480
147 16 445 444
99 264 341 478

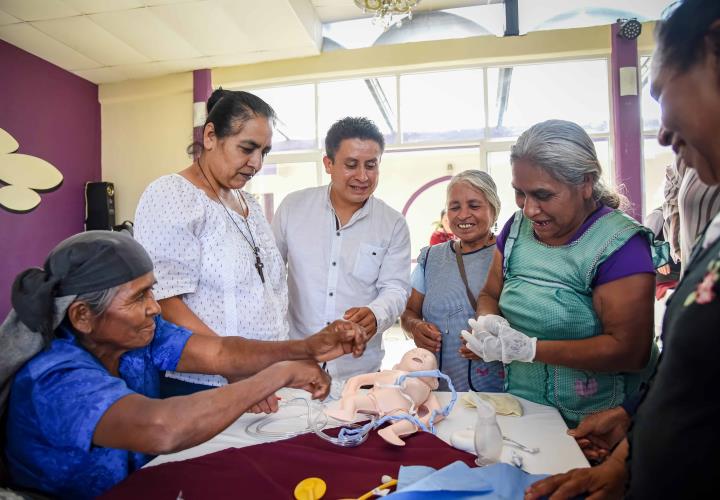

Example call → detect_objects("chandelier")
354 0 421 31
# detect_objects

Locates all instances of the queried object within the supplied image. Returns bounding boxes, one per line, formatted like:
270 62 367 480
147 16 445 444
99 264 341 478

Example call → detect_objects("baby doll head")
394 348 440 390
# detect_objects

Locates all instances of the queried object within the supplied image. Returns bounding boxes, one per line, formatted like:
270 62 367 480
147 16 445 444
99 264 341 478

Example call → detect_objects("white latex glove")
496 324 537 363
461 320 536 364
480 335 503 362
460 328 503 362
468 314 509 337
462 314 509 360
461 329 485 357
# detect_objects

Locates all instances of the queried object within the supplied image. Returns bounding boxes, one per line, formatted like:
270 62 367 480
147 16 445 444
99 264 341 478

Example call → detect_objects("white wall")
100 73 193 222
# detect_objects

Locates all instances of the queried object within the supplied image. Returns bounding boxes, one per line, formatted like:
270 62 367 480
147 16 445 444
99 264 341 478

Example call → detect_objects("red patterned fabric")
102 430 476 499
655 280 678 300
430 230 455 246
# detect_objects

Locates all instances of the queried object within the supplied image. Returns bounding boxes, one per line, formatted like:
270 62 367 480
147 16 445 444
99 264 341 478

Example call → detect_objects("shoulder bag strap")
454 241 478 311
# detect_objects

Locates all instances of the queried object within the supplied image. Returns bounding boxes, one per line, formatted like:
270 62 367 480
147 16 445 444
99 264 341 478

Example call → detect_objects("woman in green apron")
465 120 667 427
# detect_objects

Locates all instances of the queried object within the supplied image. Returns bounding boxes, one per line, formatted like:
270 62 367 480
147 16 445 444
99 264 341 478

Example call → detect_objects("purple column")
193 69 213 159
610 23 643 221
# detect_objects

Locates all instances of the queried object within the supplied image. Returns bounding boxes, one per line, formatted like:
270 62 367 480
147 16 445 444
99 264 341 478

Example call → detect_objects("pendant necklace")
197 161 265 283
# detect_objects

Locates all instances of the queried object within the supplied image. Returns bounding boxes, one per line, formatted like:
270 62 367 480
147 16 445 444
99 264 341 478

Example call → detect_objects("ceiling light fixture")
354 0 421 31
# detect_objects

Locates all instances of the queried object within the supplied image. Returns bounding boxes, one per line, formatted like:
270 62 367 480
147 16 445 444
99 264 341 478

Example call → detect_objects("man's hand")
568 407 630 462
277 360 332 400
411 321 442 352
343 307 378 337
247 394 280 414
524 453 627 500
305 320 368 362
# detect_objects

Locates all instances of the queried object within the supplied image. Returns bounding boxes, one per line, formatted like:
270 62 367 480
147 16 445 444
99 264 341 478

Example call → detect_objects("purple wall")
0 40 100 318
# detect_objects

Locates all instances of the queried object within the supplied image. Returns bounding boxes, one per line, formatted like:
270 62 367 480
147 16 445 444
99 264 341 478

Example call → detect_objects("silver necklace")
197 161 265 283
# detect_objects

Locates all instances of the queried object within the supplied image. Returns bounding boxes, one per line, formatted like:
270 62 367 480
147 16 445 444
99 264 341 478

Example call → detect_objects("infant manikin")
325 348 444 446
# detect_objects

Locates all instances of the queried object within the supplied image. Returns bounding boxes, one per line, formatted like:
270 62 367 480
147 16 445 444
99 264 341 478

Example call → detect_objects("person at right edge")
526 1 720 498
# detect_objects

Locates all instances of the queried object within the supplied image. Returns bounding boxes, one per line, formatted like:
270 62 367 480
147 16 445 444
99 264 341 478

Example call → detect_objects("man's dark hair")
655 0 720 73
324 117 385 162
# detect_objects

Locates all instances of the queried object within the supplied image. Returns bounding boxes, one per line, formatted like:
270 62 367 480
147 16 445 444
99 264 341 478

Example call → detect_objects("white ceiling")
0 0 483 84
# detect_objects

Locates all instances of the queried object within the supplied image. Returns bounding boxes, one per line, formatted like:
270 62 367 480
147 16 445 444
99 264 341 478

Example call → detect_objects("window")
640 56 673 219
487 151 517 229
400 69 484 143
244 58 621 226
519 0 675 34
321 4 504 51
250 84 316 152
375 148 481 260
246 162 319 220
487 59 610 138
640 56 661 132
643 138 673 217
318 77 397 145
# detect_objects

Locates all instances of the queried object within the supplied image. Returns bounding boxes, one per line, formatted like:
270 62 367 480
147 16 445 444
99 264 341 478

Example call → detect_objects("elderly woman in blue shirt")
0 231 368 499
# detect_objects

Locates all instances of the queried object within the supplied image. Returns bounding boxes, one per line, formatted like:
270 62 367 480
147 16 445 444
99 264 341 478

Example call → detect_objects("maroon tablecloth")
102 429 476 499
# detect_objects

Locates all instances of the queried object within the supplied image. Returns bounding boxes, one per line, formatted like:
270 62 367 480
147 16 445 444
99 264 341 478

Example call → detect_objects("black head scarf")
11 231 154 337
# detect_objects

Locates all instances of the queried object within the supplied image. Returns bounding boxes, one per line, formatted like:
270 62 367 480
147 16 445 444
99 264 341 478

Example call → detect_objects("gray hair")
74 286 119 317
510 119 623 209
447 170 501 224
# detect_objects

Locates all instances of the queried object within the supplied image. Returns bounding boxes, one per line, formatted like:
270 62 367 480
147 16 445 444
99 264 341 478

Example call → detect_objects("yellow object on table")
294 477 327 500
461 392 523 416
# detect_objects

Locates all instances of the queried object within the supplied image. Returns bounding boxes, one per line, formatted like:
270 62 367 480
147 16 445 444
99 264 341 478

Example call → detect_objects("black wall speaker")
85 181 116 231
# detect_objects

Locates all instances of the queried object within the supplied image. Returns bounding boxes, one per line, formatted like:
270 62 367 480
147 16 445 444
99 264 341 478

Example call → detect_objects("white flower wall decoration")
0 128 63 213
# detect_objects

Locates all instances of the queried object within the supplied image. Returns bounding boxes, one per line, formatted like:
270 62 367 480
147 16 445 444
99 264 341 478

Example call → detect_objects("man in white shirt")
272 117 411 380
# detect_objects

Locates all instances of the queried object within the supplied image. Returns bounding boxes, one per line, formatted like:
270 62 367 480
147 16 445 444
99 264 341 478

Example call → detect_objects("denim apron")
419 241 504 392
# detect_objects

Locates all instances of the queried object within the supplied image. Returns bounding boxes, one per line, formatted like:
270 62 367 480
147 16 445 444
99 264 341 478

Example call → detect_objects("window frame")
241 54 619 201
